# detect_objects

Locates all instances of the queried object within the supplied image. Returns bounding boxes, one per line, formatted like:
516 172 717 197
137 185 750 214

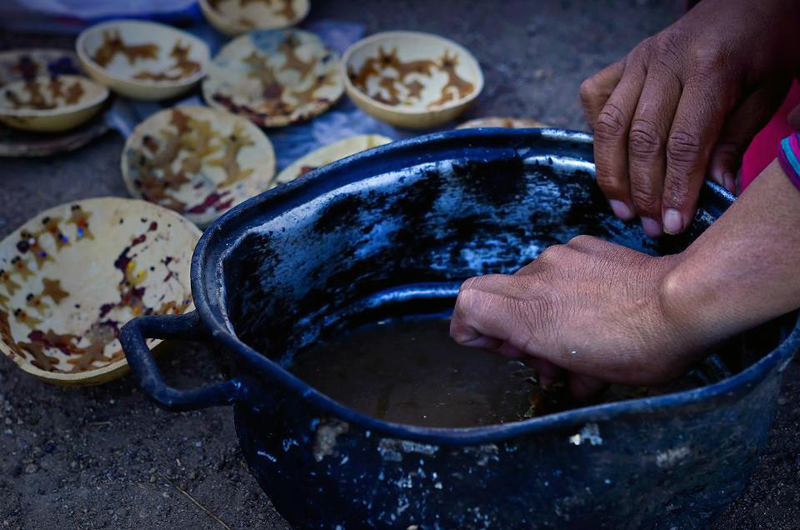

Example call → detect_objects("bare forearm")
663 160 800 349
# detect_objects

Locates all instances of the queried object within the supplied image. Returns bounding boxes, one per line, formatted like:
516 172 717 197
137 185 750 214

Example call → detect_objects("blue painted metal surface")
121 128 800 529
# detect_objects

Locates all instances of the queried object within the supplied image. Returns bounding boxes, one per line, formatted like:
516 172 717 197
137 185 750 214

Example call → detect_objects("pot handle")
120 311 243 412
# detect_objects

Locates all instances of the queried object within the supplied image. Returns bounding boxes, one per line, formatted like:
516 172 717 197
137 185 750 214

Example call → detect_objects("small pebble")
25 464 38 474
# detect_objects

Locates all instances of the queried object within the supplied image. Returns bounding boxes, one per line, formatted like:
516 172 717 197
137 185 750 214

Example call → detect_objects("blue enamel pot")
120 129 800 529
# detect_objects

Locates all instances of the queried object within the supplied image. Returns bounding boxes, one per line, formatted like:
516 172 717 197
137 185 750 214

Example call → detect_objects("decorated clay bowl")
199 0 311 36
122 106 276 227
203 28 343 127
457 116 548 129
342 31 484 129
0 75 109 133
76 20 210 101
0 197 200 385
271 134 391 187
0 49 82 86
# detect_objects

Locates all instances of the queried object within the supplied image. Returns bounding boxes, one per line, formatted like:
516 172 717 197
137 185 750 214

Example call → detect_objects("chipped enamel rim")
0 75 109 118
199 0 311 35
0 198 201 385
121 106 277 227
342 31 484 116
271 134 392 188
76 20 210 89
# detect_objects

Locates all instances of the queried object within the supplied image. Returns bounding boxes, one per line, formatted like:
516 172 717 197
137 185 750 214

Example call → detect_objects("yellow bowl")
0 197 200 386
76 20 210 101
271 134 391 188
199 0 311 36
342 31 484 129
122 106 276 227
0 75 109 133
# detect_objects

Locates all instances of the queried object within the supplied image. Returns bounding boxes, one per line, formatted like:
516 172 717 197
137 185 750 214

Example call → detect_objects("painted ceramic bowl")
271 134 391 187
203 28 343 127
76 20 210 101
0 49 81 86
0 75 109 133
122 106 276 227
457 117 548 129
342 31 484 129
0 198 200 386
199 0 311 36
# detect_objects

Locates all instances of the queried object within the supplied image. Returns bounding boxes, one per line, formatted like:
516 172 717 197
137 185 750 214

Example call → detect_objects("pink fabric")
741 80 800 190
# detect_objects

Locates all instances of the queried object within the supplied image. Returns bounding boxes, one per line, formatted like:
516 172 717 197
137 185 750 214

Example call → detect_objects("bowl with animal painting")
76 20 210 101
199 0 311 36
203 28 343 127
0 198 200 385
271 134 391 188
342 31 484 129
122 106 276 227
0 74 109 132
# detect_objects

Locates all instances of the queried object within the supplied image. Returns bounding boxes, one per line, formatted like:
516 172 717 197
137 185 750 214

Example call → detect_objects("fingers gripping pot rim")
120 129 799 528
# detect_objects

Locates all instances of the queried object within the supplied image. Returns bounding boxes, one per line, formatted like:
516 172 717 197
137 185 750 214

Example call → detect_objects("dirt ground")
2 1 800 528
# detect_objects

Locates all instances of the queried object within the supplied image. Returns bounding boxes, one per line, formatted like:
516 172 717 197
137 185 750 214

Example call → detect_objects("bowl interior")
205 0 309 29
345 32 483 113
203 29 342 126
0 198 198 380
122 106 275 227
0 75 107 115
79 21 209 85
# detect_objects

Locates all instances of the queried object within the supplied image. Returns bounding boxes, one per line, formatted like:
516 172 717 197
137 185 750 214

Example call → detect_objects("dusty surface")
1 1 797 528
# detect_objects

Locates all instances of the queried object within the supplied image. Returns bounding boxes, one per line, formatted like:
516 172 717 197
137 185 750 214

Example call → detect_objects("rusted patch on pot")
377 438 439 462
312 418 349 462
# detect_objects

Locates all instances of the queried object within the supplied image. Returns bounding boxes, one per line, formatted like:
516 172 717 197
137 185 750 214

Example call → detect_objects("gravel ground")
2 1 799 528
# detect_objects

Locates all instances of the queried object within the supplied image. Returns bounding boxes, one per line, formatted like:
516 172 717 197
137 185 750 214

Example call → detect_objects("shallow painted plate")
203 28 343 127
272 134 391 188
122 106 276 227
200 0 311 36
0 198 201 385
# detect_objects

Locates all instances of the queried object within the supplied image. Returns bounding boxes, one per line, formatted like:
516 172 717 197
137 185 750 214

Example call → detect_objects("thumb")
708 80 791 193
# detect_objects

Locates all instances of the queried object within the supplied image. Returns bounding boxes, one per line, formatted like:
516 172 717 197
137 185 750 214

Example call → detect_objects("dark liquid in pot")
290 318 708 428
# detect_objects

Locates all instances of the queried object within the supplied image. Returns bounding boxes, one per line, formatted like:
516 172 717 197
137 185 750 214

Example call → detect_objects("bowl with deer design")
76 20 210 101
0 197 200 385
343 31 484 129
0 74 109 132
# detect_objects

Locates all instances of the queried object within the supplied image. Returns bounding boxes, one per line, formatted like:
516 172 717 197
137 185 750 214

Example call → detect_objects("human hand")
580 0 799 237
449 236 706 398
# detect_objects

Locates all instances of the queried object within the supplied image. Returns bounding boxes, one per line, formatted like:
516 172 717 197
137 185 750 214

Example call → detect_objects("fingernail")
641 217 662 237
609 200 634 220
723 172 736 195
663 209 683 234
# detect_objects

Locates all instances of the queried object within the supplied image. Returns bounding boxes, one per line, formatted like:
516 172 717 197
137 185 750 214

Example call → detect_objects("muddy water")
290 318 576 428
290 317 713 428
